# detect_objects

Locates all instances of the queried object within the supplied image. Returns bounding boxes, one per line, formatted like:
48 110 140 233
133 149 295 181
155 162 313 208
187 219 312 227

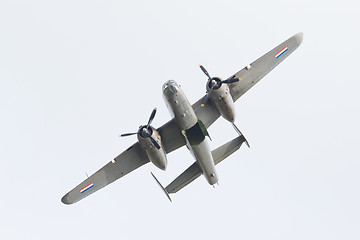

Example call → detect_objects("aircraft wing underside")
61 142 149 204
229 33 303 102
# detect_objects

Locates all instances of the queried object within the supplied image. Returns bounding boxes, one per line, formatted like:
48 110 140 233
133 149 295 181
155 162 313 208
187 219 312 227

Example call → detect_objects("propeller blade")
199 64 211 79
222 77 241 84
150 136 161 149
201 85 215 107
147 108 157 128
120 132 138 137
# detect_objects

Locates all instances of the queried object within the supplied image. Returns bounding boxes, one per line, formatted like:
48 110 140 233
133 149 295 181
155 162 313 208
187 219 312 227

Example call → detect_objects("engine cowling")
206 78 236 122
137 126 167 170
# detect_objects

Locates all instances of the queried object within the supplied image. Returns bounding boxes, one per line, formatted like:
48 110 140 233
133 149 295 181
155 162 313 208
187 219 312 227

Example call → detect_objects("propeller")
120 108 161 149
199 64 241 107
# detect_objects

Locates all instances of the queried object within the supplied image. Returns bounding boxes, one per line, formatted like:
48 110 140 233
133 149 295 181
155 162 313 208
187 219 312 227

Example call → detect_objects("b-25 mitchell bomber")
61 32 303 204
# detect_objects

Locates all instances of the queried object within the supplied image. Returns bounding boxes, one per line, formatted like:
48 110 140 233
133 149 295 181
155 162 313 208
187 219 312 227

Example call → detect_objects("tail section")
158 135 248 196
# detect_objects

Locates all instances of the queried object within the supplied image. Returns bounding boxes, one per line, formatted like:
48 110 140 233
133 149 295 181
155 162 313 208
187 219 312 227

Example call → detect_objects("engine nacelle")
137 126 167 170
206 78 236 122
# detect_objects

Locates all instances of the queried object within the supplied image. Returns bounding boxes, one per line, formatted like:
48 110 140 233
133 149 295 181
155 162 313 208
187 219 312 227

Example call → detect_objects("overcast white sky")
1 0 359 239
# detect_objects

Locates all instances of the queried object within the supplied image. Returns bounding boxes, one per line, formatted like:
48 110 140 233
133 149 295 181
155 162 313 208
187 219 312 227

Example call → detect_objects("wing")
192 32 303 128
229 32 303 102
61 142 149 204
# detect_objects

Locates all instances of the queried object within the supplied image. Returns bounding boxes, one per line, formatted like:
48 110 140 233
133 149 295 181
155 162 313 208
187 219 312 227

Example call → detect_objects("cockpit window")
162 80 179 95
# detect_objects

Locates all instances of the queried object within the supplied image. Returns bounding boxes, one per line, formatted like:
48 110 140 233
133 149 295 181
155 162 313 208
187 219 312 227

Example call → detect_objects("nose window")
163 80 179 95
164 86 173 95
169 85 177 93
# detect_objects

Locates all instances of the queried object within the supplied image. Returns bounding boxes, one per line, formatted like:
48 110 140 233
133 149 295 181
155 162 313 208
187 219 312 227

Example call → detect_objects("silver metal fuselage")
162 80 218 185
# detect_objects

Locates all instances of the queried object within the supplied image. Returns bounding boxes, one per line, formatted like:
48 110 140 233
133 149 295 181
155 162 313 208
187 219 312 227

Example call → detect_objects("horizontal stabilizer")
165 136 246 194
212 135 247 165
165 162 202 194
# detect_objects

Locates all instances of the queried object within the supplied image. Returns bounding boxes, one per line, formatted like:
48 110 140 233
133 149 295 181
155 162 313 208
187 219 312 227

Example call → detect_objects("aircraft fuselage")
162 80 218 185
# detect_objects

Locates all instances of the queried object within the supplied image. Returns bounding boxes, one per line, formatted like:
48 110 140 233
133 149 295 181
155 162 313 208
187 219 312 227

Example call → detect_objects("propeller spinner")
199 64 241 107
120 108 161 149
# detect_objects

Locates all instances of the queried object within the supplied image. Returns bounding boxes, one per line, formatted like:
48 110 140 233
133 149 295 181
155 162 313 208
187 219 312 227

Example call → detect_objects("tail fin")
151 172 172 202
232 123 250 148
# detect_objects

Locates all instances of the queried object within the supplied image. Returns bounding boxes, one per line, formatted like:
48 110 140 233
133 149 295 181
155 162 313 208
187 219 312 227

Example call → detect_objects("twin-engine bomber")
61 32 303 204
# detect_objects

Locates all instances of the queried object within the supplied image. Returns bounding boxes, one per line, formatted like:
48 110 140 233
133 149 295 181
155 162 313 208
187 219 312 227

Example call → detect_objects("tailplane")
157 135 248 198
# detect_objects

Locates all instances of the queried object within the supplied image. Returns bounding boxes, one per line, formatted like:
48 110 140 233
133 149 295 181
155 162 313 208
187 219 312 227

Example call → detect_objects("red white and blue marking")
275 46 288 58
80 183 94 193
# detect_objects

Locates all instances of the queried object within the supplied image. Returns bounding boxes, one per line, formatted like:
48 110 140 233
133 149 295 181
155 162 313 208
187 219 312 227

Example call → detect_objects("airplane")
61 32 303 204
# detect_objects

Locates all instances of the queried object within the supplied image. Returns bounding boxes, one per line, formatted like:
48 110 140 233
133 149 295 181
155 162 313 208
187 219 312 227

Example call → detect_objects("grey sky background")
1 0 359 239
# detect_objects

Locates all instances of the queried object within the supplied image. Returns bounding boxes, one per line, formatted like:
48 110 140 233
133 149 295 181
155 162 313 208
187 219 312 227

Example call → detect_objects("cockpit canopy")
162 80 179 95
